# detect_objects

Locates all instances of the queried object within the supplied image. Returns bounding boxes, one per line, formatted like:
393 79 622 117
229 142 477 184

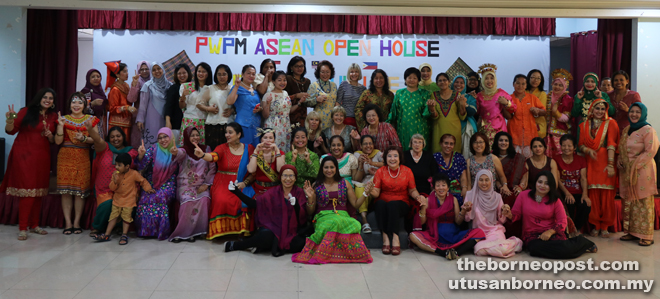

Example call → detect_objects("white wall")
0 7 27 171
76 37 94 91
635 18 660 129
555 18 598 37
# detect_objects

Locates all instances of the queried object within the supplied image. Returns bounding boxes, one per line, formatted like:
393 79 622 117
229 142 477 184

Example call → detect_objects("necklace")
531 156 547 169
388 166 400 179
535 195 543 203
241 82 254 96
293 76 306 92
229 142 241 151
412 150 422 163
332 125 345 136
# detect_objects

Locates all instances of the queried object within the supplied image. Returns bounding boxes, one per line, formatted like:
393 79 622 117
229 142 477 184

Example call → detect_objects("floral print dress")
263 90 292 153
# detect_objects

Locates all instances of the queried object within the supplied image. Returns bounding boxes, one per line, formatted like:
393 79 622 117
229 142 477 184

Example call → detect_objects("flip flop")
62 228 74 235
72 228 83 234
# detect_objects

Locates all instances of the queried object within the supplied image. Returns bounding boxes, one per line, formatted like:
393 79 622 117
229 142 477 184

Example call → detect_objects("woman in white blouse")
198 64 234 150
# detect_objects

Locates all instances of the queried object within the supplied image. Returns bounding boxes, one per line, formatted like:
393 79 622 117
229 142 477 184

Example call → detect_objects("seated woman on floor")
503 171 597 259
292 156 373 264
410 173 485 260
224 164 309 256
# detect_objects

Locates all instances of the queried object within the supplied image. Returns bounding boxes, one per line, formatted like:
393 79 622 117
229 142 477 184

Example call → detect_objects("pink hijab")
464 169 501 226
550 77 567 104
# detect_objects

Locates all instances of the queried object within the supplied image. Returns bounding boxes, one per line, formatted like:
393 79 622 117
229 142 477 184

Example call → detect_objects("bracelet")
419 212 426 218
306 201 315 207
83 136 88 143
56 132 63 136
251 154 258 158
243 179 250 186
275 153 282 157
362 191 368 198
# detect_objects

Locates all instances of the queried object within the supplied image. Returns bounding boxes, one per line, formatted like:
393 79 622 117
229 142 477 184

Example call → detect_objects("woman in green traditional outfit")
292 155 373 264
571 72 615 125
419 63 440 93
387 67 433 151
284 127 320 187
429 73 467 154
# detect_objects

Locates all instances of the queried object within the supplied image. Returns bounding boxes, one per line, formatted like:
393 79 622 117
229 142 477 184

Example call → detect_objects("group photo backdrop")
93 30 550 93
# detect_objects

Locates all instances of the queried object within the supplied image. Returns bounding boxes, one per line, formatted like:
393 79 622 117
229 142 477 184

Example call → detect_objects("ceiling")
3 0 660 17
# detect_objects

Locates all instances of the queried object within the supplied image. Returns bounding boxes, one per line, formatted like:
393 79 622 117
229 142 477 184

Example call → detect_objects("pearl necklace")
241 82 255 96
412 151 422 163
388 166 400 179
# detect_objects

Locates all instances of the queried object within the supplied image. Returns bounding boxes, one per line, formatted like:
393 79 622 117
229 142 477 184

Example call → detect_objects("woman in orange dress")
195 122 255 239
578 99 619 238
105 61 137 140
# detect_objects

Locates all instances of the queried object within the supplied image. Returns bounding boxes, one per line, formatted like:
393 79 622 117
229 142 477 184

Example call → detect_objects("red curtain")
77 11 555 36
597 19 632 79
569 30 599 97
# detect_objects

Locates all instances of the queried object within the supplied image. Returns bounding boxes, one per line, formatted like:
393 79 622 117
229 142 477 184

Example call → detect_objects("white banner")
93 30 549 93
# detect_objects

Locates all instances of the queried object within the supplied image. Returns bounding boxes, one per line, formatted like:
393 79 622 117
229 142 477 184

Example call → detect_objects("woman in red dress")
248 128 286 195
1 88 58 240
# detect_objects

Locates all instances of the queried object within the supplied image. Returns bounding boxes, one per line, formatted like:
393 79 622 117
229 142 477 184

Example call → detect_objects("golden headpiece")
551 68 573 82
478 63 497 75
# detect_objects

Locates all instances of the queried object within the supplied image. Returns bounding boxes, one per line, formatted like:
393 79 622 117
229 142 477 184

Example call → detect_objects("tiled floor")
0 225 659 299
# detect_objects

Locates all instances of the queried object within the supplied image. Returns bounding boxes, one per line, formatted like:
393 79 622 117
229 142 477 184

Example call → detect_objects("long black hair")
492 131 516 159
106 126 129 147
526 69 545 93
368 69 393 96
528 170 560 205
259 59 276 75
22 87 56 128
214 64 233 85
194 62 213 91
173 63 192 85
314 155 342 188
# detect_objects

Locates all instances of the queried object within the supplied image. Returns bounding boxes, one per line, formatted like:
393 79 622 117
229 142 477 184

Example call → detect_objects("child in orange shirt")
95 153 154 245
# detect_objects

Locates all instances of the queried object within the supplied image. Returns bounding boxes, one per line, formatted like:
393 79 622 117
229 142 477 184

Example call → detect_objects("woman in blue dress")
227 64 262 148
433 134 467 205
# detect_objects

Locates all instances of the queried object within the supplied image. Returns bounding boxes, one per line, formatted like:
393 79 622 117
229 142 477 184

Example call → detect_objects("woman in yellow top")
526 69 548 138
428 73 467 153
419 63 440 93
306 60 337 131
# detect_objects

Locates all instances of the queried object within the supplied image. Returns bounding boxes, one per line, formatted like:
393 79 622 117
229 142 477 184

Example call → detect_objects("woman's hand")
137 122 144 132
316 94 326 104
500 185 512 197
576 87 584 99
131 70 140 87
301 149 311 163
350 130 360 140
462 201 473 212
594 88 602 98
298 92 309 101
193 143 205 158
513 185 522 195
303 180 314 198
252 104 262 114
6 104 16 120
618 101 629 112
182 88 191 97
565 193 575 204
417 195 428 207
197 185 209 194
83 118 94 132
587 148 598 160
128 106 137 114
617 158 624 169
468 90 477 98
57 112 65 126
606 165 615 177
497 96 509 105
502 204 512 219
551 101 558 112
91 99 104 107
539 230 554 241
138 139 147 156
236 182 246 190
75 131 85 142
368 167 377 175
222 108 233 117
426 99 436 108
207 105 220 115
314 136 323 148
582 194 591 207
170 146 178 156
291 145 298 161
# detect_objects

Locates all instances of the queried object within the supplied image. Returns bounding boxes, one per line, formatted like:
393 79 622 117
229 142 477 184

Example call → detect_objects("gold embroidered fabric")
6 187 49 197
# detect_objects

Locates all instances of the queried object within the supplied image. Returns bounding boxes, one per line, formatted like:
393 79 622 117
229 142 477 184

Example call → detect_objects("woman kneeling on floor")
410 173 485 260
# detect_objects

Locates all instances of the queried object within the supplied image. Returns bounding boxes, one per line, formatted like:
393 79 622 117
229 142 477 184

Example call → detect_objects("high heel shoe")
391 246 401 256
382 245 391 255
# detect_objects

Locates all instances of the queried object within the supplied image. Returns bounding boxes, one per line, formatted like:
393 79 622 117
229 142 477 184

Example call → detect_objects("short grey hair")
331 106 347 119
409 133 426 148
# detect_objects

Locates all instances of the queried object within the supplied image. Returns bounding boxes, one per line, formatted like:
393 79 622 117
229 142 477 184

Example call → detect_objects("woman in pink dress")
475 63 516 145
464 169 522 258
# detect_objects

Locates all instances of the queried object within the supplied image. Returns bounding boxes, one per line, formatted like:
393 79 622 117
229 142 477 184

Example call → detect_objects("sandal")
589 230 599 237
17 230 28 241
62 228 74 235
600 230 611 238
89 229 99 237
586 244 598 253
639 239 654 246
620 234 639 241
391 246 401 256
445 248 458 260
94 234 111 242
382 245 391 255
119 235 129 245
29 227 48 235
72 227 83 234
361 223 372 234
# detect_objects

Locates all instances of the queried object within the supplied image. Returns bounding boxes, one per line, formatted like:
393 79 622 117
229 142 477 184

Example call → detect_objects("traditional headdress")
550 68 573 103
478 63 498 95
104 60 122 92
477 63 497 75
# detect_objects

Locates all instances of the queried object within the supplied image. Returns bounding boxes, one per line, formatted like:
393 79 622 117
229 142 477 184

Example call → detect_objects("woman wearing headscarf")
169 127 216 242
608 70 642 135
618 103 659 246
571 72 615 126
545 69 574 157
136 127 179 240
578 99 619 238
106 61 137 140
1 88 58 240
128 61 152 148
80 69 108 138
225 165 309 256
463 169 522 258
452 75 477 158
418 63 440 93
475 64 516 145
428 73 467 154
136 62 172 148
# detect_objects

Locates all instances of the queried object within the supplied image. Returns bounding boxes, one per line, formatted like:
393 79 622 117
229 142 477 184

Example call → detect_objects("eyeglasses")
281 174 296 179
293 64 305 69
158 136 170 140
474 141 486 145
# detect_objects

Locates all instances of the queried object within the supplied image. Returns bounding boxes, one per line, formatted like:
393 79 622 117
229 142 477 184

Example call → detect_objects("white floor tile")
84 270 167 291
106 251 180 270
228 269 298 292
0 250 60 268
150 291 225 299
0 290 78 299
156 269 232 291
73 290 153 299
170 252 238 270
12 265 102 291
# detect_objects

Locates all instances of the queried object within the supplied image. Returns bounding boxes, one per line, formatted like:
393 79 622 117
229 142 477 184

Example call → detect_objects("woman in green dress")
419 63 440 93
386 67 433 151
429 73 467 153
283 127 320 187
571 72 615 125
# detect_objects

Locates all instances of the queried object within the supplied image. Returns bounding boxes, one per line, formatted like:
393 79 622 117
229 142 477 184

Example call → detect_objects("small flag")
362 62 377 70
312 61 320 69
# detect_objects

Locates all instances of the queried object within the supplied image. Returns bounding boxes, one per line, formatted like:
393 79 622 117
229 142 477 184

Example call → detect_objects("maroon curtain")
569 31 598 97
597 19 632 79
77 11 555 36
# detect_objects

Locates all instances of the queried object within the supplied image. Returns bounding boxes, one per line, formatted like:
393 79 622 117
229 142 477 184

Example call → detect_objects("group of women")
2 56 657 264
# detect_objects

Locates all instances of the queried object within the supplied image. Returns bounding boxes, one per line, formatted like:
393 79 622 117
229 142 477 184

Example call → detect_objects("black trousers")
565 193 591 230
527 235 594 259
374 200 409 240
232 228 306 257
